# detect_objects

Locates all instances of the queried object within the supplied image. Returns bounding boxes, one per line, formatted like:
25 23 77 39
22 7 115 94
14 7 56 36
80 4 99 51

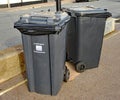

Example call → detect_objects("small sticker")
34 43 45 54
36 45 42 51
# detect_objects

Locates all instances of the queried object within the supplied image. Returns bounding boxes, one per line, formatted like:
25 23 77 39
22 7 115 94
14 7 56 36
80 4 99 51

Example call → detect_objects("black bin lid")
14 11 70 35
62 6 112 18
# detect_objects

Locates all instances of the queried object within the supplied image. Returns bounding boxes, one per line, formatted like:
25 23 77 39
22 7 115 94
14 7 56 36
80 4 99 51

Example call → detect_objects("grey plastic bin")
14 11 70 95
63 6 111 72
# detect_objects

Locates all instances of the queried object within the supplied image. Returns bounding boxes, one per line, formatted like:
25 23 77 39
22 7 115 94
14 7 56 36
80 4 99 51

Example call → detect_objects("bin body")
64 7 111 69
14 12 70 95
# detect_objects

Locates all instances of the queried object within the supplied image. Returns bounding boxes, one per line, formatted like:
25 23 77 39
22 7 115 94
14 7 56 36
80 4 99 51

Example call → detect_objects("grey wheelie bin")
14 11 70 95
63 6 112 72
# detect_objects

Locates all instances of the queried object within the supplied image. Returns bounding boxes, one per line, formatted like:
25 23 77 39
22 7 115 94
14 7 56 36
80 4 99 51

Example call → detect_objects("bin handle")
29 16 48 22
86 5 95 9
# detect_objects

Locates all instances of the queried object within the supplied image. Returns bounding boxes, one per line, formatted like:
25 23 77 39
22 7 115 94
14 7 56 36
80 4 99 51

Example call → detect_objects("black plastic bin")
63 6 111 72
14 11 70 95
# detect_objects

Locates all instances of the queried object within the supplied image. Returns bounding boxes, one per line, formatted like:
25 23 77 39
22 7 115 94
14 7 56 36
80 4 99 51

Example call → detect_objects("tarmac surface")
0 0 120 50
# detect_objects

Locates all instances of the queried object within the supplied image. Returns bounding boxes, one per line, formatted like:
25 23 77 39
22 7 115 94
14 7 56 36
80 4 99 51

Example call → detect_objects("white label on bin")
33 43 45 54
36 45 42 51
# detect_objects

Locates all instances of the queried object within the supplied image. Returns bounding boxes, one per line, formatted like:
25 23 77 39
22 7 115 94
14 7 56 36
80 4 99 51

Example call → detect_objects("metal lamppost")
56 0 61 11
21 0 23 6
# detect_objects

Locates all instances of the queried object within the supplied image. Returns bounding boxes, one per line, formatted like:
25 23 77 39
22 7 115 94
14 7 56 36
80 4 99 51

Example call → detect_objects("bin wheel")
64 67 70 82
75 62 86 73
